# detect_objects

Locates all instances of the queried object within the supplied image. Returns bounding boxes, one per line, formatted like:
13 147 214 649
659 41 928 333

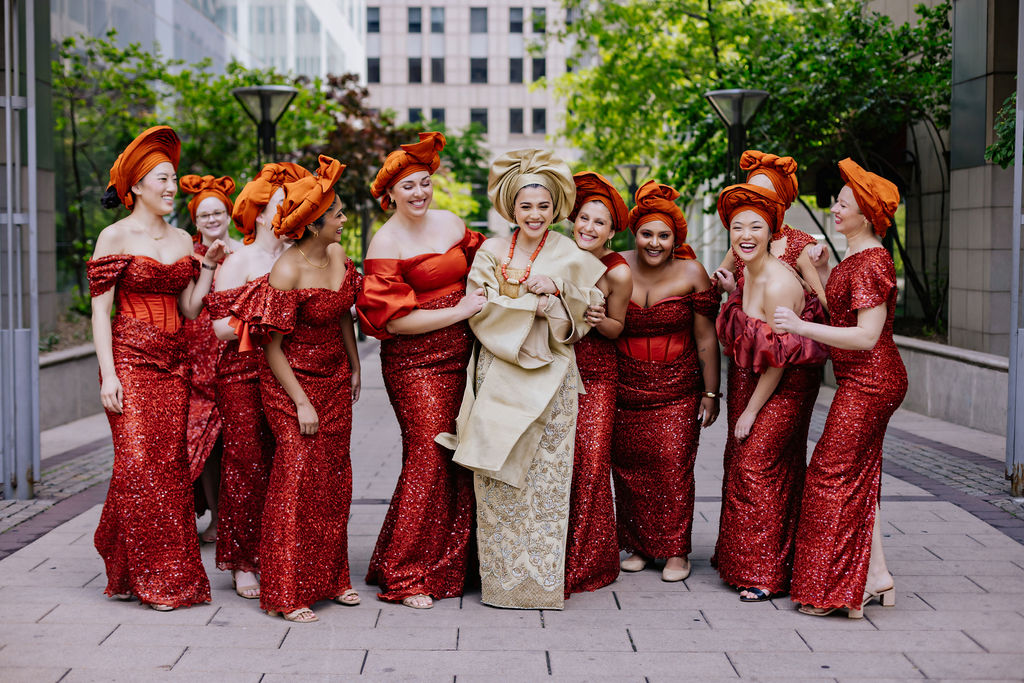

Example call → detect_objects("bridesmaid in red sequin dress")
564 172 632 596
180 174 240 543
358 132 486 610
205 163 308 600
774 158 906 617
230 156 361 623
613 181 721 583
712 184 827 601
89 126 225 610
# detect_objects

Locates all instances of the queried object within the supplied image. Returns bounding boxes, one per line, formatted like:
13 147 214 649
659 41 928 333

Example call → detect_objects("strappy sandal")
232 571 260 600
148 603 174 612
267 607 318 623
401 594 433 609
739 587 786 602
333 589 360 606
110 592 133 601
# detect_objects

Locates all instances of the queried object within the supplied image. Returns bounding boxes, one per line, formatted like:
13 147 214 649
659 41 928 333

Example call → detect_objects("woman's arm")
211 251 248 341
592 267 630 339
734 366 784 440
90 228 122 413
694 311 721 427
263 331 319 435
385 290 486 335
341 307 361 403
774 303 886 350
179 238 227 319
796 245 828 310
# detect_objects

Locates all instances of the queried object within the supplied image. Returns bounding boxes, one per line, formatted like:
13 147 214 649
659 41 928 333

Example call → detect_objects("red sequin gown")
565 252 627 596
357 228 484 603
230 262 360 613
87 254 211 607
612 285 720 559
204 286 274 573
183 242 225 484
791 247 907 609
714 289 827 593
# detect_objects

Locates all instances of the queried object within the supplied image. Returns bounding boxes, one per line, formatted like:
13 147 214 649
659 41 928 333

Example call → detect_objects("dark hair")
514 183 548 201
100 186 122 209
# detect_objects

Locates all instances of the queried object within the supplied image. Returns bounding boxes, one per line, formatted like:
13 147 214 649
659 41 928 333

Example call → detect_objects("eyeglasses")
196 210 227 222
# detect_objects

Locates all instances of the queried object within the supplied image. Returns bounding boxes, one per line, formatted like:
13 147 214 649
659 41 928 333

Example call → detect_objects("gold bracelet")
702 391 722 399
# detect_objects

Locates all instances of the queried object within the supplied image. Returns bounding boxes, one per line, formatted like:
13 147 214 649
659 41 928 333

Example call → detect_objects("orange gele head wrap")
837 158 900 237
104 125 181 210
179 174 236 227
628 180 695 260
740 150 799 209
370 131 446 210
272 155 346 241
716 183 786 238
232 163 312 244
569 172 630 233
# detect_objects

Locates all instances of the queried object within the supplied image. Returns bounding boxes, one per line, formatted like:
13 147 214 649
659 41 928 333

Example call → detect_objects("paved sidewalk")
2 342 1024 680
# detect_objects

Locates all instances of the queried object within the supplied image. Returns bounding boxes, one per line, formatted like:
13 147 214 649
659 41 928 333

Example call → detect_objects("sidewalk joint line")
55 668 71 683
626 628 637 652
612 591 621 610
964 575 989 593
795 629 813 651
923 546 944 560
961 629 990 653
914 592 937 610
98 623 119 646
544 650 551 675
539 610 545 628
278 626 289 649
373 608 381 628
170 646 187 670
81 572 100 588
455 627 460 650
723 652 740 677
359 650 368 675
29 556 48 571
901 652 923 678
698 609 711 628
205 606 221 626
36 604 58 624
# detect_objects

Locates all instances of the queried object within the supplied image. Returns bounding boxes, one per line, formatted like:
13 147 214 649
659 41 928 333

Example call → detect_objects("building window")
408 57 422 83
409 108 423 123
566 7 580 26
431 57 445 83
470 7 487 33
367 57 380 83
470 58 488 83
566 58 574 74
532 7 546 34
532 57 545 82
470 108 488 132
367 6 380 33
509 7 523 33
509 58 523 83
532 107 546 134
510 108 524 134
431 7 444 33
408 7 422 33
431 108 445 123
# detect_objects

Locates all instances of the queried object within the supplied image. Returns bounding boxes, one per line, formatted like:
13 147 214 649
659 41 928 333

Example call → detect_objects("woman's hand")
296 401 319 436
457 287 487 319
204 239 228 266
100 373 124 414
584 304 606 327
734 408 757 441
807 243 829 270
772 306 803 334
713 268 736 294
351 369 361 404
524 274 557 296
698 396 719 427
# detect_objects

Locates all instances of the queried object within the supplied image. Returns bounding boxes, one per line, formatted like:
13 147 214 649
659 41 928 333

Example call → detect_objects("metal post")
1006 0 1024 496
728 124 746 185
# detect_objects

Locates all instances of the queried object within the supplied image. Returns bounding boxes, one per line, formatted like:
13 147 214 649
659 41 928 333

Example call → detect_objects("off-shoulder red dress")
87 254 211 607
357 228 484 603
204 286 274 574
230 261 361 613
612 286 720 559
714 289 827 594
564 252 627 596
790 247 907 610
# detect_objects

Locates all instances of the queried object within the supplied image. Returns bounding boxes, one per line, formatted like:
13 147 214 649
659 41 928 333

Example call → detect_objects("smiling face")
573 200 614 254
315 194 347 244
195 195 231 242
513 185 554 238
832 185 871 236
389 170 433 217
634 219 675 267
132 161 177 216
729 209 771 263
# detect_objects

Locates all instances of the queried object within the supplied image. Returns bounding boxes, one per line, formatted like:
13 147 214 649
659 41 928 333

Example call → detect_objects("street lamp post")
231 85 300 168
704 89 769 184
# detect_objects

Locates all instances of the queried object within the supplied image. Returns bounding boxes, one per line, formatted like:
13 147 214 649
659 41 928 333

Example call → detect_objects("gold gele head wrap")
487 148 576 224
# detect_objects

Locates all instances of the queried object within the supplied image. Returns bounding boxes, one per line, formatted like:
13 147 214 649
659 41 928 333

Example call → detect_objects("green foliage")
986 90 1015 169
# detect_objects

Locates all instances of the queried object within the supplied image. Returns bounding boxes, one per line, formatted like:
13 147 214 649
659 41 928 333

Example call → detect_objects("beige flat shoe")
661 558 691 582
620 555 648 572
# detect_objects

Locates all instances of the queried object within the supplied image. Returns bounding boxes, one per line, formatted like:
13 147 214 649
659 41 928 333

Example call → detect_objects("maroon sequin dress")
714 289 827 593
565 252 627 596
183 242 226 484
88 254 211 607
357 228 484 603
612 285 720 559
204 286 274 574
230 262 360 613
791 247 907 609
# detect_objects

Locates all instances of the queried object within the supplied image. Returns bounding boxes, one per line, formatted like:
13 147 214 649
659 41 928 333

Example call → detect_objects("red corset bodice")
615 286 719 363
87 254 199 333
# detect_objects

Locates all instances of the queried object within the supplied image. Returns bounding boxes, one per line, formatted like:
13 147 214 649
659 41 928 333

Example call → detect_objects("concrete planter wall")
39 344 101 430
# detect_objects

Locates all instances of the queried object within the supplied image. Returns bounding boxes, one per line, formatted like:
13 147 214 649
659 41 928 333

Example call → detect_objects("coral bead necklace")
501 228 549 284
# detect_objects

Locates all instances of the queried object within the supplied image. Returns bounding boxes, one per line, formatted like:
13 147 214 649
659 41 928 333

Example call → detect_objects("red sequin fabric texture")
791 247 907 609
713 288 826 593
88 254 211 607
612 286 720 559
230 262 360 613
204 285 274 573
357 229 483 602
183 242 225 484
564 252 626 596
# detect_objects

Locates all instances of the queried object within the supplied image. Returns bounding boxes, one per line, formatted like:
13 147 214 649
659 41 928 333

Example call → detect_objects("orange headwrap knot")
837 158 900 237
740 150 799 208
569 172 630 233
232 162 311 244
104 125 181 210
628 180 694 260
179 174 236 229
370 131 446 210
272 155 346 241
716 183 786 238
